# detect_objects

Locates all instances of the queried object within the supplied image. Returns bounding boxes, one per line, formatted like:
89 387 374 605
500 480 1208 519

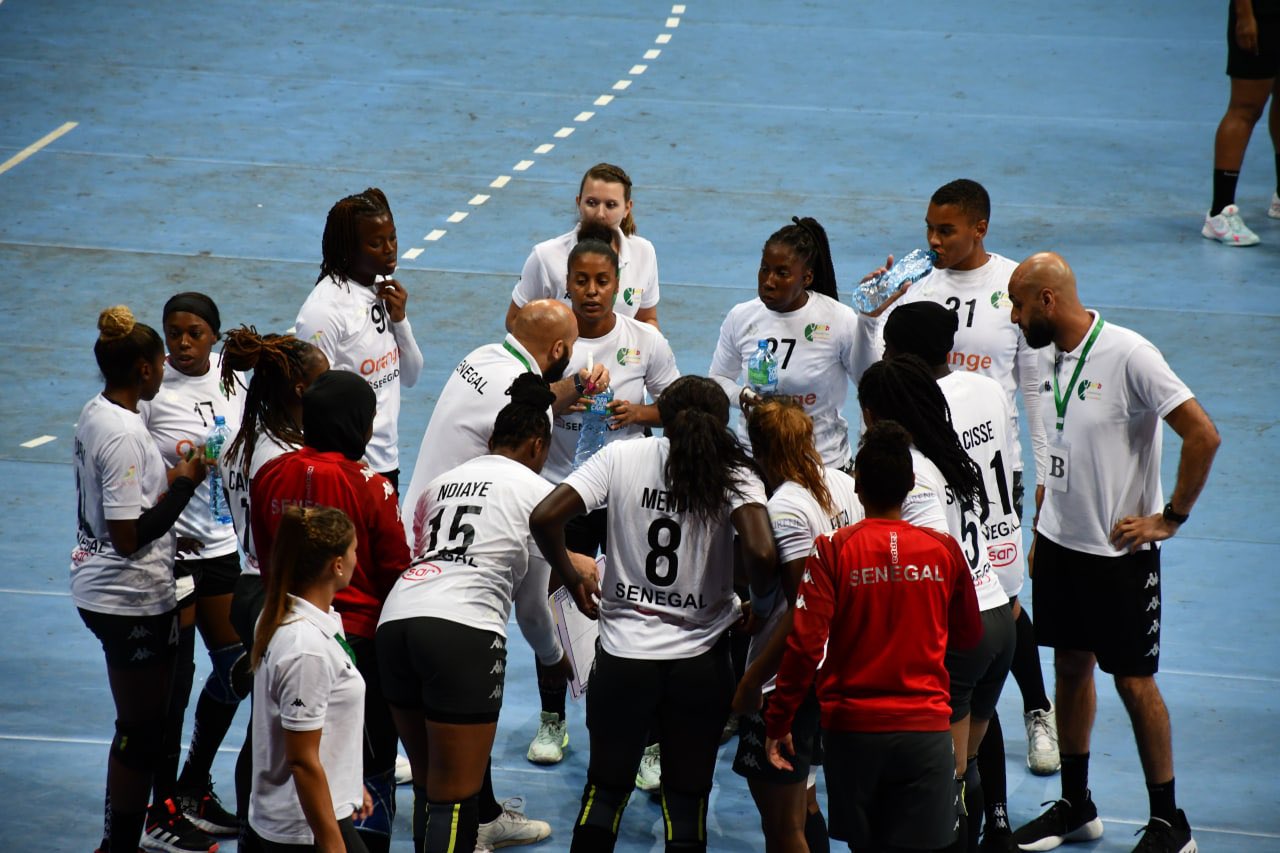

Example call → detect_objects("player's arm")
529 484 602 618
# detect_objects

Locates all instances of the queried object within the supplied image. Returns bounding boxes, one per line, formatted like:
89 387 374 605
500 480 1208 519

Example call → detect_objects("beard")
544 351 570 383
1023 316 1055 349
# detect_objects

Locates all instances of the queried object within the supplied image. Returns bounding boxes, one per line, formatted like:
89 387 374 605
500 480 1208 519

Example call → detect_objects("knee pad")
424 796 478 853
111 718 164 772
660 788 708 848
577 781 631 838
352 768 396 838
203 643 250 705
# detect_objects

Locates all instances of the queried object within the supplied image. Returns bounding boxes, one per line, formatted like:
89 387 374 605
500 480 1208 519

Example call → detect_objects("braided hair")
316 187 393 284
490 373 556 451
221 326 325 478
857 355 983 514
658 376 755 521
579 163 636 235
762 216 839 301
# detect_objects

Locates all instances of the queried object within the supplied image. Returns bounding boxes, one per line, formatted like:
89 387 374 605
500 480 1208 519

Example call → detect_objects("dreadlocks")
316 187 393 284
763 216 839 301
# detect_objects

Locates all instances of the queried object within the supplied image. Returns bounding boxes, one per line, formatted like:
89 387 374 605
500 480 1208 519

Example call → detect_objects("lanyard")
334 632 357 666
1052 318 1104 431
502 341 533 373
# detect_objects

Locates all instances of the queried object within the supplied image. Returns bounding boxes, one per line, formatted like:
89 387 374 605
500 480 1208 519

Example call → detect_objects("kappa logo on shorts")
129 648 154 662
742 731 762 747
1145 643 1160 658
739 754 761 769
489 685 503 700
490 660 505 675
127 625 152 640
1146 598 1160 612
490 637 505 650
1144 572 1159 589
1147 619 1160 635
291 698 306 708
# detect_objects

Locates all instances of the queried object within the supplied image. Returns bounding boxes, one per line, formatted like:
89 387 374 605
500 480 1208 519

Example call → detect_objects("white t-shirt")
221 433 297 576
1036 314 1194 557
564 438 767 660
864 253 1047 478
250 596 365 846
71 395 177 616
512 227 660 317
139 354 245 559
380 455 563 665
939 370 1026 597
750 468 862 693
295 274 424 474
544 314 680 482
401 335 548 547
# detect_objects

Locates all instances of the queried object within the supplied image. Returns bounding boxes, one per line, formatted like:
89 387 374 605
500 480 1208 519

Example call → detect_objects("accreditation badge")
1046 433 1070 493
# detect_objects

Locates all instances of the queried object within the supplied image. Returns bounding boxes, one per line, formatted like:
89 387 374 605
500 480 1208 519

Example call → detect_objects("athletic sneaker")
1269 193 1280 219
979 825 1018 853
476 799 552 849
1132 810 1196 852
526 711 568 764
394 753 413 785
634 743 662 793
141 799 218 853
1024 706 1061 776
1011 793 1103 851
1202 204 1260 245
175 778 237 836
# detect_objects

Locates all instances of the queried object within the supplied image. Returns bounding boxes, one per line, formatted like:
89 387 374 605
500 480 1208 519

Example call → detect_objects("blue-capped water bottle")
573 354 615 469
851 248 937 314
206 415 233 524
746 339 779 396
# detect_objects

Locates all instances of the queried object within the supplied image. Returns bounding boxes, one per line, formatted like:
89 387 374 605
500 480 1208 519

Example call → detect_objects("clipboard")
549 556 603 699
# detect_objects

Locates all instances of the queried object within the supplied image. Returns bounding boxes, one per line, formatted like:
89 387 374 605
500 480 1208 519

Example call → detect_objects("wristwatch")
1162 502 1189 525
573 373 587 396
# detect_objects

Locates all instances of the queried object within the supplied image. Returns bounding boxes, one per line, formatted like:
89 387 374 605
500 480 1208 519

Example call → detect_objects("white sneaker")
634 743 661 793
1202 204 1260 245
526 711 568 764
1269 193 1280 219
476 798 552 849
394 753 412 785
1024 705 1061 776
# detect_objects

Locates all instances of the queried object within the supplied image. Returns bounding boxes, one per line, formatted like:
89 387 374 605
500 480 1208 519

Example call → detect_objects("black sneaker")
979 823 1018 853
141 799 218 853
175 779 238 836
1132 810 1197 853
1011 793 1103 851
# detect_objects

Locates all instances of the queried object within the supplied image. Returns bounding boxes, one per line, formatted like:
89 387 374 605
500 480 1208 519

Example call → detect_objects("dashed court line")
398 4 687 263
0 121 78 176
20 435 56 449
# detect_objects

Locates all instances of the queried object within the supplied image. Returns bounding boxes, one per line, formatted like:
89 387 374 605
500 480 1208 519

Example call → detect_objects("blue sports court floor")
1 1 1277 850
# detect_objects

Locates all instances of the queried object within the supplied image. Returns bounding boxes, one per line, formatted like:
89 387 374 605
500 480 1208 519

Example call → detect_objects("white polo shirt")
250 596 365 846
296 274 424 474
512 227 660 317
380 455 563 665
1036 313 1193 558
564 438 767 660
544 314 680 482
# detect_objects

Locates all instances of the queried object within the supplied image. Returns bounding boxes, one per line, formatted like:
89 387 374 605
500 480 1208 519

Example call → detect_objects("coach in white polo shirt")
1007 252 1220 853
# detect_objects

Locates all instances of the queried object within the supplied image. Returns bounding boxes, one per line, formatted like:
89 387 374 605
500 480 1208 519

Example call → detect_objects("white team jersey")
139 354 244 559
1035 314 1193 557
71 395 177 616
401 335 548 548
380 455 562 664
565 437 767 660
544 314 680 482
939 370 1026 597
295 274 424 474
250 596 365 845
221 433 297 576
512 227 660 317
710 293 868 468
865 253 1047 478
749 469 862 693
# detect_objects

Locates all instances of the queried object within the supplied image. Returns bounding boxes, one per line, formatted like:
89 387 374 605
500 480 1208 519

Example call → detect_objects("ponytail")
490 373 555 450
763 216 839 301
658 376 754 521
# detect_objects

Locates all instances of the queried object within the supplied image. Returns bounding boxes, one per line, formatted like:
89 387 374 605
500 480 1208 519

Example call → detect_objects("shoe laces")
1133 816 1174 850
497 797 530 822
1028 713 1057 750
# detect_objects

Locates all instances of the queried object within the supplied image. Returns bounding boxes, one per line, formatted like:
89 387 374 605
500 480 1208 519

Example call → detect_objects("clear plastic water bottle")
205 415 233 524
746 339 779 396
573 385 615 469
851 248 937 314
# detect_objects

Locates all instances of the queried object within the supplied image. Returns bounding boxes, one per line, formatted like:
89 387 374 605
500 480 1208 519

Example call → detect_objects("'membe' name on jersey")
611 486 709 610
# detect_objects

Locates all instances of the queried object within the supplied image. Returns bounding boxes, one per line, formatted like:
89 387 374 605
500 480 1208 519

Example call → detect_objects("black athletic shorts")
733 689 821 785
175 551 242 598
944 602 1016 722
79 607 180 669
823 729 958 850
1032 535 1163 676
376 617 507 724
230 572 265 648
1227 2 1280 79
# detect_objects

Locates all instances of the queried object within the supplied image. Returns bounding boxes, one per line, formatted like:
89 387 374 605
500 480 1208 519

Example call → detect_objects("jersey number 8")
645 518 682 587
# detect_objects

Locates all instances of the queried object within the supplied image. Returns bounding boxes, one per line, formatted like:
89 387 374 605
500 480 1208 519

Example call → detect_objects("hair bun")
98 305 136 341
506 372 555 411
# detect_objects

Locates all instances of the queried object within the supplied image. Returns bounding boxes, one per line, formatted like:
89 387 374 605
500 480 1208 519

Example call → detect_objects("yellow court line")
0 121 78 175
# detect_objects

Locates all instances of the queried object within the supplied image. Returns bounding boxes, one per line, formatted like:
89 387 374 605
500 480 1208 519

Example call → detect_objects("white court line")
629 64 647 75
672 4 686 12
402 247 424 260
20 435 56 448
613 80 632 91
554 127 575 138
666 16 680 27
593 95 613 106
425 229 447 241
446 211 469 223
468 194 490 205
490 175 511 188
1100 815 1280 840
534 143 554 154
513 159 534 171
0 733 239 754
656 33 672 43
0 588 70 597
645 49 661 59
0 121 78 176
574 111 595 122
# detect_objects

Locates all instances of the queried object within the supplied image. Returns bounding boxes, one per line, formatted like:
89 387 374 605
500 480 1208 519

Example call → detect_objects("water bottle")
205 415 233 524
851 248 937 314
573 385 615 469
746 339 779 396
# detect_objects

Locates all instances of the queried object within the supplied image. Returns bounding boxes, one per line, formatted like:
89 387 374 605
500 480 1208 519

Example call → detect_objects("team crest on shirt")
803 323 831 342
1076 379 1103 401
616 347 641 366
622 287 643 306
990 290 1012 309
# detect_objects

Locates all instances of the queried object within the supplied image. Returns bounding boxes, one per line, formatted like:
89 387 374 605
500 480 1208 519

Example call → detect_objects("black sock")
108 807 147 853
977 713 1009 833
1274 150 1280 196
1212 169 1241 216
1147 777 1177 824
235 719 252 820
964 761 983 852
412 783 428 853
425 797 478 853
535 658 567 718
1061 752 1090 807
178 687 240 789
155 624 196 805
572 824 619 853
478 760 502 824
1010 608 1050 713
804 806 830 853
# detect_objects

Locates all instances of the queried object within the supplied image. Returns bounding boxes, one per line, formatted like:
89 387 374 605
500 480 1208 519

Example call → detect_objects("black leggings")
258 817 368 852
